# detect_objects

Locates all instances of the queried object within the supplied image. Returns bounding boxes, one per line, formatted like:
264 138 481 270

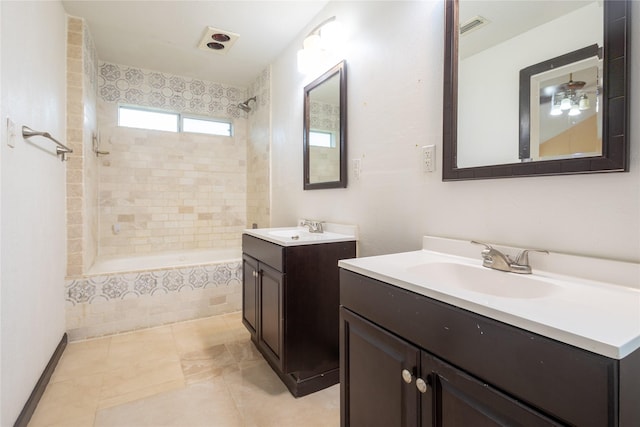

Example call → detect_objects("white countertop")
244 226 356 247
339 248 640 360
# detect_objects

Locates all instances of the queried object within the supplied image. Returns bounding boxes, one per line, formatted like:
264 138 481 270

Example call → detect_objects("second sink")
406 262 559 299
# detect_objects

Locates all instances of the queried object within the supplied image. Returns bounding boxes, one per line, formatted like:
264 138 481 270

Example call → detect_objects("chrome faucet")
471 241 548 274
302 219 324 233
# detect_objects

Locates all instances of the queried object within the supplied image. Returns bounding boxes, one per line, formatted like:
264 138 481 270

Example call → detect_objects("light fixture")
550 93 563 116
198 26 240 55
547 72 592 117
568 104 581 116
579 94 590 110
297 16 344 74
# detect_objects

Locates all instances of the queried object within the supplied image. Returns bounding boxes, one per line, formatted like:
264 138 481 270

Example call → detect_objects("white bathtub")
66 248 243 340
88 248 241 275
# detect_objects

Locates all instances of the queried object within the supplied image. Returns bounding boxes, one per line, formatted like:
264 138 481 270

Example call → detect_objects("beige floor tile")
172 316 237 355
180 343 240 385
50 337 111 383
226 337 265 370
29 414 96 427
28 373 102 427
99 355 185 408
94 377 244 427
32 312 340 427
222 363 340 427
107 326 178 369
97 378 185 411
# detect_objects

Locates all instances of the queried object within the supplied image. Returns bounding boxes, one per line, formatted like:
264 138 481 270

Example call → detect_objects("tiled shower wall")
309 99 340 183
66 16 99 277
246 67 271 229
97 62 248 256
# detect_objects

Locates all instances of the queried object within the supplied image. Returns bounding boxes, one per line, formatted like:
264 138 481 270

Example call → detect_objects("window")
309 130 334 148
118 106 232 136
182 116 232 136
118 107 178 132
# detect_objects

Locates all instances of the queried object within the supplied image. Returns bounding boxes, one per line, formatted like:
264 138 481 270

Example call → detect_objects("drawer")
243 234 284 271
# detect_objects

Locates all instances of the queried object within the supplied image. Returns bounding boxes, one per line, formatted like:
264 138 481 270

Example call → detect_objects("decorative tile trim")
65 261 241 305
310 100 339 133
98 61 247 119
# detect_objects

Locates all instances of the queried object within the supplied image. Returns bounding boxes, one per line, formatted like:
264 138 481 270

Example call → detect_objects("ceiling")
459 1 593 58
62 1 329 88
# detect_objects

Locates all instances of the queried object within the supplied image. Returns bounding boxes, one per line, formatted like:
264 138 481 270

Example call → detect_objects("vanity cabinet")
339 269 640 427
242 233 356 397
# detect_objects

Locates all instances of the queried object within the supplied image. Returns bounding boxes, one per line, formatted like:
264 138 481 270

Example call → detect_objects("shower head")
238 96 257 112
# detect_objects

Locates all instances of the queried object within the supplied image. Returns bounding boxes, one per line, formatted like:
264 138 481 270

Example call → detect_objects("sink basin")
267 229 347 241
406 262 559 299
268 229 305 239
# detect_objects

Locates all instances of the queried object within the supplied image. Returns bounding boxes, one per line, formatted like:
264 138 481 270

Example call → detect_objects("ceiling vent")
460 16 489 35
198 26 240 55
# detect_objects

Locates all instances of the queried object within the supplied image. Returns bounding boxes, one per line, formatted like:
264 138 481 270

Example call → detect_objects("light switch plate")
6 117 17 148
353 158 361 180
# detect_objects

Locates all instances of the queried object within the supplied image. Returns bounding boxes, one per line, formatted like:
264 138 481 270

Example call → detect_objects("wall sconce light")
297 16 344 74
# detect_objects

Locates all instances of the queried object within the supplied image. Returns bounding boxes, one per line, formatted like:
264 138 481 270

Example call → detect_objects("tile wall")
246 67 271 229
65 261 242 340
97 62 248 256
66 16 99 277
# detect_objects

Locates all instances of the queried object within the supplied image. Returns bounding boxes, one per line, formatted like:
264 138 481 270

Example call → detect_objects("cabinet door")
242 255 258 338
340 308 420 427
421 352 564 427
258 262 285 370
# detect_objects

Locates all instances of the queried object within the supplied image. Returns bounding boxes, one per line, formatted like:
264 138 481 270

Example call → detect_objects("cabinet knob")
252 270 258 278
416 377 429 393
401 369 413 384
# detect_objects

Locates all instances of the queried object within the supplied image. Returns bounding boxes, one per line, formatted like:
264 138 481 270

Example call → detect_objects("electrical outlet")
422 145 435 172
353 158 361 180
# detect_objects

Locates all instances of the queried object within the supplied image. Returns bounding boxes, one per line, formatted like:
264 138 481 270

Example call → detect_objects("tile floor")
28 312 340 427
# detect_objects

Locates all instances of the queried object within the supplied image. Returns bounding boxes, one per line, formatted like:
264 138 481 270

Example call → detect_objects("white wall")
271 1 640 263
0 2 68 425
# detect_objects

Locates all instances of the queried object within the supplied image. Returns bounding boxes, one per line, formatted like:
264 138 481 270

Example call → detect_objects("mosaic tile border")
98 61 247 119
65 261 242 305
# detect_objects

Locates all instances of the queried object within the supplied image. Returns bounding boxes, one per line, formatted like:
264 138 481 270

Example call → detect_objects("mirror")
303 61 347 190
443 0 630 180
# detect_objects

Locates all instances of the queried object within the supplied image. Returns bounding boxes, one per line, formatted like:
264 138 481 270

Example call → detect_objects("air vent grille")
460 16 489 35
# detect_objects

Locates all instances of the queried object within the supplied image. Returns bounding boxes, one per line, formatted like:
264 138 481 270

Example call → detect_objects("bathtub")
87 248 241 275
65 248 243 340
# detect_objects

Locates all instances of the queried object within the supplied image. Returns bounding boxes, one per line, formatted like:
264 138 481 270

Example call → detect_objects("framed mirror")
303 61 347 190
443 0 630 180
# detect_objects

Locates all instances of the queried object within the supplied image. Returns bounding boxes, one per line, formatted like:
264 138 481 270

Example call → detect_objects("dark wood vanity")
242 233 356 397
339 268 640 426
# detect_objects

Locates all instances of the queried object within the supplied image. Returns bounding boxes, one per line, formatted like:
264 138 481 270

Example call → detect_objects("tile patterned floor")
28 312 340 427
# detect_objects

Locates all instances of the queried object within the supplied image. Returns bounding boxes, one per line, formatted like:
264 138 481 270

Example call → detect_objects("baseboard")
14 333 68 427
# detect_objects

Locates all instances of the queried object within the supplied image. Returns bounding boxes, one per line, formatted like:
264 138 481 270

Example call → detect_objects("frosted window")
118 107 178 132
182 117 232 136
309 131 334 148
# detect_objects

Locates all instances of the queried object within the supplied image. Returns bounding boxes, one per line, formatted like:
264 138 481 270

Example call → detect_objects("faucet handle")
514 249 549 268
471 240 493 251
471 240 512 271
471 241 499 257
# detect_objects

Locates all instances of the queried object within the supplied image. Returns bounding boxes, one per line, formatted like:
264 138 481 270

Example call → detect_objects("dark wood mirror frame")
443 0 630 181
303 61 347 190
